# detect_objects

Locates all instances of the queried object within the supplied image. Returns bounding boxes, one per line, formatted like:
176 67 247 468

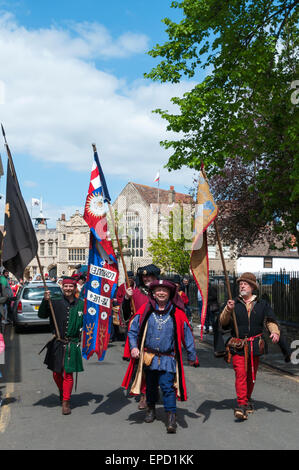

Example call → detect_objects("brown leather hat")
237 272 258 291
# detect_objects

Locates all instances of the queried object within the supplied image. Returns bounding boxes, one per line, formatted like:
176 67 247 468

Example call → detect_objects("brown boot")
166 412 177 433
138 394 147 410
144 405 156 423
62 400 71 415
234 406 248 421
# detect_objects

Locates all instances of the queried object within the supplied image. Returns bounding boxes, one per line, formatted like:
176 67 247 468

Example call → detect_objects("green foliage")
147 205 192 275
145 0 299 247
148 235 191 275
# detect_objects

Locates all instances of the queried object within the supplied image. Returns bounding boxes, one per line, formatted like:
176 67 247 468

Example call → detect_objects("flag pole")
92 144 136 315
156 171 160 235
201 166 239 338
35 253 61 340
1 124 61 340
213 221 239 337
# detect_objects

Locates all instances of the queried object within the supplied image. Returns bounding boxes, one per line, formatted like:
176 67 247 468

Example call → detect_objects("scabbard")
244 342 249 373
38 335 56 355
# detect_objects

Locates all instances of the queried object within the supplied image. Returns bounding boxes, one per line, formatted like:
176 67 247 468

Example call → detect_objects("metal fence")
166 271 299 326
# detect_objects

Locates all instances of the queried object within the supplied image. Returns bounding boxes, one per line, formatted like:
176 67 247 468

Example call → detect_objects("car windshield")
22 286 62 301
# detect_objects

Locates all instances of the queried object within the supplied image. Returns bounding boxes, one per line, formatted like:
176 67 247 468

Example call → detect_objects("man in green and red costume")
38 278 84 415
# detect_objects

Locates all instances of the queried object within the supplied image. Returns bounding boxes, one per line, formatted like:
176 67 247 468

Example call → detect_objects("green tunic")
39 296 84 373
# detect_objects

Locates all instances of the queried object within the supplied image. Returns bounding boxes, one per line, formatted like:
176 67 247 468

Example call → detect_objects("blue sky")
0 0 200 227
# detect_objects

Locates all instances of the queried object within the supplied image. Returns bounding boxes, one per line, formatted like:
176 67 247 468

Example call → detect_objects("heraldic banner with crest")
82 147 119 361
190 168 218 339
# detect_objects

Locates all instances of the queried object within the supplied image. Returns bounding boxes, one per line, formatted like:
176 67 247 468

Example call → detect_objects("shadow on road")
126 406 200 429
33 392 104 409
92 387 131 415
196 398 292 423
182 346 229 370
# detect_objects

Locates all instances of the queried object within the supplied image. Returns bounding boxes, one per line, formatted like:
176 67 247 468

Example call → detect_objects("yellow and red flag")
191 169 218 338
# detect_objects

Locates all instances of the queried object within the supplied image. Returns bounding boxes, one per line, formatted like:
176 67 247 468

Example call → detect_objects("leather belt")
144 347 175 357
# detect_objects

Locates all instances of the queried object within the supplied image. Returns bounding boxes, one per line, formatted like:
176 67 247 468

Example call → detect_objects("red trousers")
232 354 259 406
53 371 74 401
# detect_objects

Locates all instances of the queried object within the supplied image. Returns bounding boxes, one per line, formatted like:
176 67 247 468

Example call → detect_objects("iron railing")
165 271 299 325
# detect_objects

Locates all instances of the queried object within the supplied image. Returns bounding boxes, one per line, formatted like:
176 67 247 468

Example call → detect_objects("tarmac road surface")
1 325 299 451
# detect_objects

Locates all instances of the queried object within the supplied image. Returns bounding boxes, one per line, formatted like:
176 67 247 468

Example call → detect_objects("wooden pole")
157 175 160 236
107 203 136 315
201 166 239 338
36 254 61 340
213 220 239 338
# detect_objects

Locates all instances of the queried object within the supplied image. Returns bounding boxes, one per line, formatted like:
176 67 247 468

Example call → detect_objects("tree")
147 205 192 275
148 234 191 275
145 0 299 248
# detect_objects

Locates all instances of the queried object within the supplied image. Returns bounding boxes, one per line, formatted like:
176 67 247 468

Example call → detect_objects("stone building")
112 182 195 278
111 182 237 281
25 217 58 279
17 182 240 281
26 210 89 279
56 211 90 277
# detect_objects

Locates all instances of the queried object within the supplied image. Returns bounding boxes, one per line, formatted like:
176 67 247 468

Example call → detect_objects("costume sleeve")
116 284 125 305
38 299 51 319
266 321 280 335
180 292 189 305
122 298 132 321
219 306 231 327
183 322 197 362
264 302 280 336
127 315 140 350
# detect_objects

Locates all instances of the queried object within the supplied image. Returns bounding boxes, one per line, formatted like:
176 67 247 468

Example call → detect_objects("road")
0 325 299 451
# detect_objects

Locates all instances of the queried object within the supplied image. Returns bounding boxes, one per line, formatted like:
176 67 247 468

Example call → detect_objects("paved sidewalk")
193 323 299 376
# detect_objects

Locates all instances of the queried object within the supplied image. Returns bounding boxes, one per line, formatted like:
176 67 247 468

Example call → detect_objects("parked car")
13 281 62 332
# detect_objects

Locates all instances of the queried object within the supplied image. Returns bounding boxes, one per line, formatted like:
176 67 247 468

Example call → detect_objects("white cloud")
0 12 196 187
70 21 149 58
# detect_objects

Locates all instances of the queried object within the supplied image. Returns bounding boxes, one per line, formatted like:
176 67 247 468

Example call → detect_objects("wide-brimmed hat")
148 279 177 297
137 264 160 277
62 277 78 287
136 264 160 287
237 272 258 291
148 279 186 311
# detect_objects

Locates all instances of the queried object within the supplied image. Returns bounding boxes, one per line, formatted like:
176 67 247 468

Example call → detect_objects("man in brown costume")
220 272 280 421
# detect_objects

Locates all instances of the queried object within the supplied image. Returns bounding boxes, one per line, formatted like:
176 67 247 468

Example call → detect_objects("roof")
240 240 298 259
131 182 194 205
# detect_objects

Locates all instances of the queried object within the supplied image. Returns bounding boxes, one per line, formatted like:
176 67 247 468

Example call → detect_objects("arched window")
48 239 53 256
39 240 45 256
126 212 143 258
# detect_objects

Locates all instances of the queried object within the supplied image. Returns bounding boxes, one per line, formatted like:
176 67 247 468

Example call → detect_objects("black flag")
2 152 38 280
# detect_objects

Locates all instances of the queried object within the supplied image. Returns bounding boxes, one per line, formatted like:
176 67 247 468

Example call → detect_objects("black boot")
166 412 177 433
144 405 156 423
245 399 254 414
